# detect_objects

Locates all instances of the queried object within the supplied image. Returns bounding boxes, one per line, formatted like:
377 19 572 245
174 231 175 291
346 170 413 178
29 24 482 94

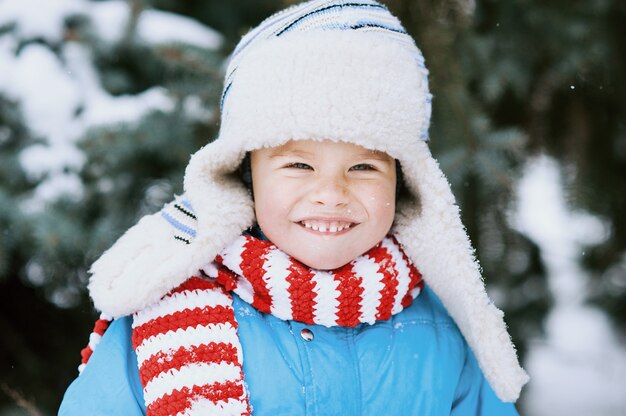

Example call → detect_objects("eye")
285 162 313 170
350 163 376 171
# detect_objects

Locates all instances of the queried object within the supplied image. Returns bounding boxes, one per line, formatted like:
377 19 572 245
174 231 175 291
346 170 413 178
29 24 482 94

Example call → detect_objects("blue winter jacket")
59 286 519 415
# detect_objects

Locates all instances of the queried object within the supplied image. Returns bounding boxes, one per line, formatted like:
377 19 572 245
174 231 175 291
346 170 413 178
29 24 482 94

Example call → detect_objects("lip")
294 217 360 236
296 216 360 224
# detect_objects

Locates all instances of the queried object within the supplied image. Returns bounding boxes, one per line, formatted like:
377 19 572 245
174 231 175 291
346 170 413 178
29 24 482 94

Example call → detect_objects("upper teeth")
302 220 352 233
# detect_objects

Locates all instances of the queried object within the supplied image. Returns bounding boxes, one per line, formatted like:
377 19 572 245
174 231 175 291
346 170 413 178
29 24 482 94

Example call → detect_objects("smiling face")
250 139 396 270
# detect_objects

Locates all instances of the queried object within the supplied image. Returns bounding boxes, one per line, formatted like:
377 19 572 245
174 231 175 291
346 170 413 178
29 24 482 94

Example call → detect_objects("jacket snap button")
300 328 314 341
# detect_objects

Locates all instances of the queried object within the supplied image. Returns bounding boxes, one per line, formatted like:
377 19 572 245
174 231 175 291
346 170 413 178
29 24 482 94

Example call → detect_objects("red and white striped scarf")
129 234 423 415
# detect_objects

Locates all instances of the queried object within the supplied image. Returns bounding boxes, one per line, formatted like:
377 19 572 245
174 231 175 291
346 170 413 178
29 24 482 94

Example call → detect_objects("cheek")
363 183 396 218
379 197 397 228
251 178 272 223
253 182 293 227
255 194 279 223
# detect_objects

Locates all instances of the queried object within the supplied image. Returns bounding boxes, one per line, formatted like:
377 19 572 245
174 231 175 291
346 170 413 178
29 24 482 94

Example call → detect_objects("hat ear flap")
393 141 529 402
89 196 203 317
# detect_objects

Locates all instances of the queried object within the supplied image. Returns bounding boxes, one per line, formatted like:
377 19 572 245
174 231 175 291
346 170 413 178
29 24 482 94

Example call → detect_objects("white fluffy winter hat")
88 0 528 402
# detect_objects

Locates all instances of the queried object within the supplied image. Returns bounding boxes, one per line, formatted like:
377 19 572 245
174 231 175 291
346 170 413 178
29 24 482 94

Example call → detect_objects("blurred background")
0 0 624 414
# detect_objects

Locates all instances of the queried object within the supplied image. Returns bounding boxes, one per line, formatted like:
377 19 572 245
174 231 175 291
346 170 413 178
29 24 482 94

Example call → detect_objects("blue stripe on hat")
179 198 195 214
161 211 197 238
218 0 431 145
349 21 407 34
275 2 386 36
221 1 413 110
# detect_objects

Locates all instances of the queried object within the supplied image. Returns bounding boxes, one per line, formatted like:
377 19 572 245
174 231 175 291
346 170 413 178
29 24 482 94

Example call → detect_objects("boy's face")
251 139 396 270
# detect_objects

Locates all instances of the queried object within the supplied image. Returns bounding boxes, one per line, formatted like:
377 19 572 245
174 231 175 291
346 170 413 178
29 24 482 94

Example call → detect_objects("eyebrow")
354 151 393 162
268 149 314 158
267 146 393 164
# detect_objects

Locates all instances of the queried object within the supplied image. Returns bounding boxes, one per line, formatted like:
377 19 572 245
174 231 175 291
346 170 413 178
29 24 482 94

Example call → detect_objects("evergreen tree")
386 0 626 340
0 1 225 412
386 0 550 356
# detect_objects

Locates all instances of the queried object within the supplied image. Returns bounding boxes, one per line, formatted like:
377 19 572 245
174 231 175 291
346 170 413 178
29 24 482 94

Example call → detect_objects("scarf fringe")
78 313 112 374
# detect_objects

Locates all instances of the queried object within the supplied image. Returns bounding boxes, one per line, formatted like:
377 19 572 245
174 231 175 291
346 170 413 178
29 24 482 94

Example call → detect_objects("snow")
29 172 85 205
19 144 85 181
7 44 82 143
84 0 127 44
88 0 223 49
0 0 220 208
137 8 223 49
182 95 214 122
62 42 174 128
512 155 626 416
513 156 608 304
0 41 85 204
0 0 223 49
0 0 85 43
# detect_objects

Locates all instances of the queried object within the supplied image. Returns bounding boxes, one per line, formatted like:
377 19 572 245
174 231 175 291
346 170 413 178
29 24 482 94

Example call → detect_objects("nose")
310 174 350 208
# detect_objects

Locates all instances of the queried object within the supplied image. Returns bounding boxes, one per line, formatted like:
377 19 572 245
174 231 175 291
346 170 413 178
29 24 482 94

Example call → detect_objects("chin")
296 254 353 271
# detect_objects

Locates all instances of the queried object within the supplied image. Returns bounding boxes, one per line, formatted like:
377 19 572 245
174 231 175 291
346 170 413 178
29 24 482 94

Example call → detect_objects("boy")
60 0 528 414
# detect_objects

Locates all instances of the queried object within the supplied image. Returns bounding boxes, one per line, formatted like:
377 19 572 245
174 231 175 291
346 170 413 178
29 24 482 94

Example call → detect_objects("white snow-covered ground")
513 156 626 416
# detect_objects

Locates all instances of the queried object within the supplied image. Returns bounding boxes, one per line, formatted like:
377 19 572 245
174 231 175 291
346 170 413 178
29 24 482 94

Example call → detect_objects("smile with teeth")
300 220 355 233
